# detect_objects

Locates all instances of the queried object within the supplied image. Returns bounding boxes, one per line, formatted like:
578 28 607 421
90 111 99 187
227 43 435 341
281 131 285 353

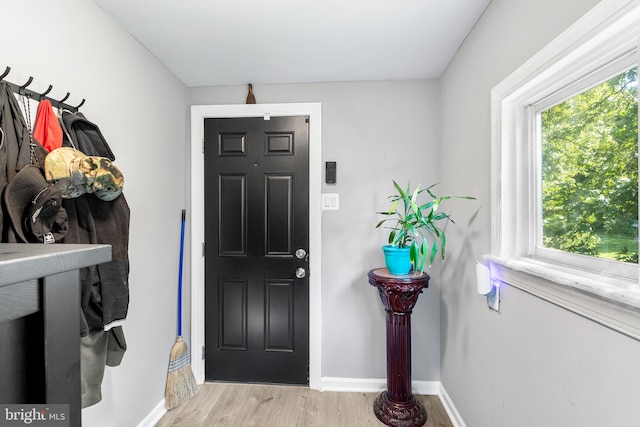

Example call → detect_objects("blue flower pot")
382 245 412 275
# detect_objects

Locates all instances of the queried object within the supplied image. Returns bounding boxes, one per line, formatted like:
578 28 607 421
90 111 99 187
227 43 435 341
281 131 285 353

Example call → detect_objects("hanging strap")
20 95 39 166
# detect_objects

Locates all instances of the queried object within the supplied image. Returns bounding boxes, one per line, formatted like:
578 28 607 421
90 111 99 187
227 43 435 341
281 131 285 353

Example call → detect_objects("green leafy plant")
376 181 474 273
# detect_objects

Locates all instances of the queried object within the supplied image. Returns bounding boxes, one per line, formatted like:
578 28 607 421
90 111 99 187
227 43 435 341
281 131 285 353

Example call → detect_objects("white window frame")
489 0 640 339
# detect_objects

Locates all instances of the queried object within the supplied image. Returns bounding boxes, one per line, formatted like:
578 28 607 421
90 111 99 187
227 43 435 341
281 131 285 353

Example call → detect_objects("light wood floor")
156 382 453 427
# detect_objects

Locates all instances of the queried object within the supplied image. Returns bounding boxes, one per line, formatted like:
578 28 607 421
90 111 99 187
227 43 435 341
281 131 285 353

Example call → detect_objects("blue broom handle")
178 209 186 337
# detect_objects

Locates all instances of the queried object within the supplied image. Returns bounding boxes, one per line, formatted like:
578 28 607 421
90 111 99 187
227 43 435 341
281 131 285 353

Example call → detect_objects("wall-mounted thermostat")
326 161 337 184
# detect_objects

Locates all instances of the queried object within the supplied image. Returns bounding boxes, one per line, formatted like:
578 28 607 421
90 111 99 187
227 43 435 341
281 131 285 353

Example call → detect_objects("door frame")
190 103 322 390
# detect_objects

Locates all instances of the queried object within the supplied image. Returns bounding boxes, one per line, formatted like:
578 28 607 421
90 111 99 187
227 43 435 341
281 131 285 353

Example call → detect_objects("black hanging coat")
0 82 48 241
59 111 130 334
59 111 130 408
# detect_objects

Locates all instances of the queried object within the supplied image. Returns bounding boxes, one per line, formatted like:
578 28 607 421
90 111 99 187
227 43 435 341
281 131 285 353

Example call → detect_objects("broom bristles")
165 336 198 410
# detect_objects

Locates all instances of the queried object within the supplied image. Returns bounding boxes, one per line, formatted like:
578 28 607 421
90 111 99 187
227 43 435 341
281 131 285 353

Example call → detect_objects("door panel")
264 279 294 352
218 174 247 256
219 278 247 350
204 116 309 385
265 174 293 256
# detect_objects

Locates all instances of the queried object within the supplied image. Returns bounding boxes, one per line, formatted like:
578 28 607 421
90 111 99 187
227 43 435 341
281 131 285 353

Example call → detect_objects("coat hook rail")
0 65 85 113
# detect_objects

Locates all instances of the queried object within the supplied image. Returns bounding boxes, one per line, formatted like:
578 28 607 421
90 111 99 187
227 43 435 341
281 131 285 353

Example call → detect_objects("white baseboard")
136 399 166 427
319 377 386 392
410 380 441 396
438 383 467 427
137 380 465 427
319 377 439 395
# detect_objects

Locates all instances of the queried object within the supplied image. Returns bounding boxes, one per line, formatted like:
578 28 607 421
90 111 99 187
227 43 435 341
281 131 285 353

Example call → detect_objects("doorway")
204 116 309 384
190 103 322 389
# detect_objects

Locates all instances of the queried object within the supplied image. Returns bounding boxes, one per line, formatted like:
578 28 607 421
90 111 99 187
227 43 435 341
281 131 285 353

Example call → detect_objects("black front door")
204 116 309 384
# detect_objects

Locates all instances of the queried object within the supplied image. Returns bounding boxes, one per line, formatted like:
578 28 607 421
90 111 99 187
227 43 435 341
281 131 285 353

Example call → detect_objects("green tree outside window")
541 67 638 263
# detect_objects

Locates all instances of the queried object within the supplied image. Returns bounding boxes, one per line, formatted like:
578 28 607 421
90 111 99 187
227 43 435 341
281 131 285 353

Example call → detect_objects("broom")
165 209 198 410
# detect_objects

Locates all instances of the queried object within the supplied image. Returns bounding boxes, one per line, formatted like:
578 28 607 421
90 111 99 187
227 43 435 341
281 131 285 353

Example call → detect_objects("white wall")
190 81 444 381
0 1 189 426
440 0 640 426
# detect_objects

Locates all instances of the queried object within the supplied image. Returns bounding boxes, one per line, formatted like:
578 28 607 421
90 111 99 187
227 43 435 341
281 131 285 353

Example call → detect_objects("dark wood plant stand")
368 268 430 427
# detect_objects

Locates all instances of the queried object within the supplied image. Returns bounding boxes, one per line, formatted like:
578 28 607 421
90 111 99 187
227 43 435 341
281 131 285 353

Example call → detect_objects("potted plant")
375 181 474 275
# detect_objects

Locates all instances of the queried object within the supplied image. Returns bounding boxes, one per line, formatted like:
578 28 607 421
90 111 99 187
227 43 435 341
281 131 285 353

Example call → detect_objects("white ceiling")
92 0 491 88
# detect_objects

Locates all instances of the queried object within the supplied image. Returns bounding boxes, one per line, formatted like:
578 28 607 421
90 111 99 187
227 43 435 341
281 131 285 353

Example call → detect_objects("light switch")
322 193 339 210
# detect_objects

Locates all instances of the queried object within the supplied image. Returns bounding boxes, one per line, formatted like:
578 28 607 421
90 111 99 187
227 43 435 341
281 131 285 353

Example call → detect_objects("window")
490 0 640 334
539 67 638 262
535 61 638 278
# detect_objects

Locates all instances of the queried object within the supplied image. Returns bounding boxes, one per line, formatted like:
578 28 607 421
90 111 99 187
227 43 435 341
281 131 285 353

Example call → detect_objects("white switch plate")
322 193 339 210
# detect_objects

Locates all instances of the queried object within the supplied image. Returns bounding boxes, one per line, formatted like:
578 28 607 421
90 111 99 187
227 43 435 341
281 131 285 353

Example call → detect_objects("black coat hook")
0 66 10 81
58 92 70 104
74 99 85 110
19 76 33 95
41 85 53 99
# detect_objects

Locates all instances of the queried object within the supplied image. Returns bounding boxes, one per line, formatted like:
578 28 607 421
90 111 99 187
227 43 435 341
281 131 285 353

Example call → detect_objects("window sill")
485 255 640 341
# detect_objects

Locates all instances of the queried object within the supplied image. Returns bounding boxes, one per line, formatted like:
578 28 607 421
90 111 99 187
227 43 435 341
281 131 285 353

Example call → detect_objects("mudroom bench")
0 243 111 427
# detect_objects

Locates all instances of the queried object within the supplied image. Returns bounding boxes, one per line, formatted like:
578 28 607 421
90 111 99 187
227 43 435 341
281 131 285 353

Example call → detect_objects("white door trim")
189 103 322 389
